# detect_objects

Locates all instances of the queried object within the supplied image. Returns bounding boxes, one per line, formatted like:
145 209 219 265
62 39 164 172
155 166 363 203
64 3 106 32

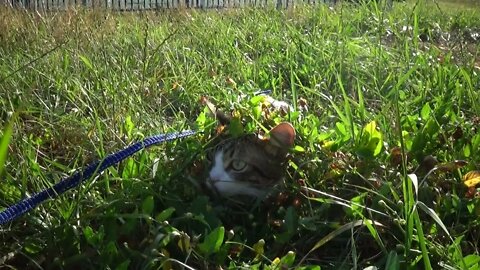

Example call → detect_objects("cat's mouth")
207 177 239 185
206 177 216 186
206 177 267 198
206 177 228 189
205 177 224 196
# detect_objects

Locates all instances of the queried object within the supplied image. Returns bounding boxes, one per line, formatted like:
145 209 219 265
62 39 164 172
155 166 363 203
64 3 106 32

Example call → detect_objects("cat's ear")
268 122 295 149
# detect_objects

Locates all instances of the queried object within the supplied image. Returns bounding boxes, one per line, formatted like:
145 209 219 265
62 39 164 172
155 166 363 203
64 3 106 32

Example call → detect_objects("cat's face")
206 123 295 198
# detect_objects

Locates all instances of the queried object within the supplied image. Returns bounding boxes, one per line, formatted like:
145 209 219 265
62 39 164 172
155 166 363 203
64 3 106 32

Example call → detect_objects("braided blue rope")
0 130 196 225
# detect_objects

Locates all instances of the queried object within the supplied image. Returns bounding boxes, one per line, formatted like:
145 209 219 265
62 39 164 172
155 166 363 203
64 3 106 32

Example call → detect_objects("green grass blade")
0 114 15 176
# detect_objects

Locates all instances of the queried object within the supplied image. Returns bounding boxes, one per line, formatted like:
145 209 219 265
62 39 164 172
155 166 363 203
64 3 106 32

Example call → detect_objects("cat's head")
206 122 295 198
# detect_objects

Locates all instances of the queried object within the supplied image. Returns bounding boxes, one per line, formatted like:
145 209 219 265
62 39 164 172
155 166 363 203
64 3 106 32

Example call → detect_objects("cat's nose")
208 171 220 182
208 164 224 182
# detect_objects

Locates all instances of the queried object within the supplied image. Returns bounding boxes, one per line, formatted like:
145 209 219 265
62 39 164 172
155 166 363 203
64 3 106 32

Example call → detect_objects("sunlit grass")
0 2 479 269
431 0 480 10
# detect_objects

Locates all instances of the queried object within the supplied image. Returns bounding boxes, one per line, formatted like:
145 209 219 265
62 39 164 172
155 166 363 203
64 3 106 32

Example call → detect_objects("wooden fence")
2 0 331 10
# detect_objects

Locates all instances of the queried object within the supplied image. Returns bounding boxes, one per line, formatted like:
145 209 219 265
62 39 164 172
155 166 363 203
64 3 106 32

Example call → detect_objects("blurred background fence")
1 0 336 10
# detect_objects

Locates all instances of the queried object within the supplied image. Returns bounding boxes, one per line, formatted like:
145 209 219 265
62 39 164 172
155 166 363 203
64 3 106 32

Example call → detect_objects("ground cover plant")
0 0 479 268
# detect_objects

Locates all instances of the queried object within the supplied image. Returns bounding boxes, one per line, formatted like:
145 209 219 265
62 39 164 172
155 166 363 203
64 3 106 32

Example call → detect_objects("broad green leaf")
249 95 266 106
448 236 465 265
229 117 244 136
142 195 154 215
368 137 382 156
198 226 225 255
24 240 43 254
294 145 305 152
195 111 206 130
253 239 265 261
83 226 104 247
424 118 440 136
279 251 296 267
466 202 475 214
156 207 176 222
105 241 118 256
124 115 135 138
252 105 262 120
364 121 377 136
472 134 480 152
317 130 334 141
402 130 413 150
420 103 431 120
463 254 480 267
115 260 131 270
411 133 427 152
83 226 97 246
463 143 471 158
366 121 383 156
336 122 347 136
297 266 321 270
322 140 335 150
356 121 383 157
344 193 366 218
122 158 138 179
385 251 400 270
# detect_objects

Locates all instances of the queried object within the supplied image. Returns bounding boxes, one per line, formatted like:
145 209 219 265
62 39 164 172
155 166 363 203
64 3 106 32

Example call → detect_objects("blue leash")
0 130 196 225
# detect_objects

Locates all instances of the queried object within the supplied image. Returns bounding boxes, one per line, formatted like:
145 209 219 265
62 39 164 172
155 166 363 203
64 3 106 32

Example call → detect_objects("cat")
205 122 295 198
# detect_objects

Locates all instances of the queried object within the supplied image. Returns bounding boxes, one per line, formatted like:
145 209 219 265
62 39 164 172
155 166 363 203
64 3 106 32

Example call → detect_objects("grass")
435 0 479 10
0 0 479 268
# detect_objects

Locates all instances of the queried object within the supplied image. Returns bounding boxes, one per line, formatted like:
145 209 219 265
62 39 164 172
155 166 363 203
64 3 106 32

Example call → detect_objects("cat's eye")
231 160 247 171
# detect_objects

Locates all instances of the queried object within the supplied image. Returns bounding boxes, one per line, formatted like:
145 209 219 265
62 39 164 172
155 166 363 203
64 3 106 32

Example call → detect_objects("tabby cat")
206 122 295 198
